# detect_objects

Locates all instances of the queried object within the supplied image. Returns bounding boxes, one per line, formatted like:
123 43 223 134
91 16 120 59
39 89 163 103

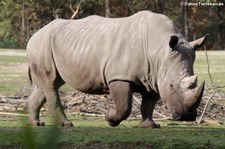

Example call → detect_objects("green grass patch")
0 54 74 95
0 56 26 65
195 51 225 89
0 55 28 96
0 116 224 149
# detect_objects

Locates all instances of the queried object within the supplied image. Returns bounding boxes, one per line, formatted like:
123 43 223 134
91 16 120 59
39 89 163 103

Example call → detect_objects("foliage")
0 0 224 49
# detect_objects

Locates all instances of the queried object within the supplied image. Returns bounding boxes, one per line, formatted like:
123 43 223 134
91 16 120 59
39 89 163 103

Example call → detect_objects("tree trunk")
105 0 111 18
183 0 189 40
21 1 25 34
217 7 224 50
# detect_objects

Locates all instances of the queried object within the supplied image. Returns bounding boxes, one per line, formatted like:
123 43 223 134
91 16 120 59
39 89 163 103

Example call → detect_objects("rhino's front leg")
139 92 160 128
105 81 133 127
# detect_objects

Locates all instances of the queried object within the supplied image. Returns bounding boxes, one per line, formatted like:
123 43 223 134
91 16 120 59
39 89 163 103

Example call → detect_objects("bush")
0 35 22 49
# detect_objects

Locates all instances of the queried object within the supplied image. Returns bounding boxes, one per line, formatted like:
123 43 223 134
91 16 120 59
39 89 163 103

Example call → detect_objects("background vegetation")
0 0 224 49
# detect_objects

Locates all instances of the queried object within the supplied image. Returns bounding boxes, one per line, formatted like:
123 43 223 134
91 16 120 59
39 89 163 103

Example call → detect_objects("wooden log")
0 98 27 104
0 112 29 117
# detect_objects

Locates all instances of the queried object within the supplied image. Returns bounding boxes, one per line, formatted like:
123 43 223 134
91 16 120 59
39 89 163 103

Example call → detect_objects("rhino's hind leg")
29 62 72 127
28 88 46 126
105 81 132 127
43 87 73 127
139 92 160 128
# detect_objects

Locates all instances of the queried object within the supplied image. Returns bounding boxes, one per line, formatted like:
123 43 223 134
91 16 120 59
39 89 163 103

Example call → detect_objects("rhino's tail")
28 67 33 85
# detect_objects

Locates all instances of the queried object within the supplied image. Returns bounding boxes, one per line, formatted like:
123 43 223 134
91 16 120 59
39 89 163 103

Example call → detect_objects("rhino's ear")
189 34 209 50
169 36 179 49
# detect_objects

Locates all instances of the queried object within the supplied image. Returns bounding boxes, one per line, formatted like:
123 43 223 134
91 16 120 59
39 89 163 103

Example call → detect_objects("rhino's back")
27 11 178 94
48 13 148 92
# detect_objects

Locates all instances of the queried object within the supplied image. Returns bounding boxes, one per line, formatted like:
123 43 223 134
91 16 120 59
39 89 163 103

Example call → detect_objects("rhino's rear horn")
181 75 197 89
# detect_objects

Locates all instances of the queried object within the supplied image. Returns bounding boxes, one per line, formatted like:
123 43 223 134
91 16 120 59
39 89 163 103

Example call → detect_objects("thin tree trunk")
21 0 25 34
105 0 111 18
217 7 224 49
183 0 189 40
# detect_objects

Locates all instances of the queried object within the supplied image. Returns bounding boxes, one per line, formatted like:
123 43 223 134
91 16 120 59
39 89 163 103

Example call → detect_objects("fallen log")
0 96 27 104
71 112 105 117
0 112 29 117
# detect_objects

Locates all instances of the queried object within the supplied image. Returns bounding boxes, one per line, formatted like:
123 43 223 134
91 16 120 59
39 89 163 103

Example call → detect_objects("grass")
0 49 225 148
0 53 73 96
0 116 224 149
194 51 225 89
0 55 28 96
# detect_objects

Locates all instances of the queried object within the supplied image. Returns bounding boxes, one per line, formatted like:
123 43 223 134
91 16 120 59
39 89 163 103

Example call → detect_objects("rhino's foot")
61 121 74 127
28 119 45 126
139 119 160 128
107 120 121 127
105 109 122 127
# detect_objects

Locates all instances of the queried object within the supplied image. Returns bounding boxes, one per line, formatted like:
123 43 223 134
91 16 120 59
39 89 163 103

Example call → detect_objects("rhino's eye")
170 84 173 88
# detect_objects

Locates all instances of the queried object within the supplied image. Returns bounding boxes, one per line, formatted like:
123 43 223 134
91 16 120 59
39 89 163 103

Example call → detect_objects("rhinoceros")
26 11 207 128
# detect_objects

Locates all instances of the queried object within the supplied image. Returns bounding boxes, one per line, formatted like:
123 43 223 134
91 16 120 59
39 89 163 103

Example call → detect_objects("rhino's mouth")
172 111 197 121
172 76 205 121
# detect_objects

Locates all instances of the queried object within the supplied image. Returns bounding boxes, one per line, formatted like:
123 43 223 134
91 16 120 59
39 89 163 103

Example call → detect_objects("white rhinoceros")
27 11 207 128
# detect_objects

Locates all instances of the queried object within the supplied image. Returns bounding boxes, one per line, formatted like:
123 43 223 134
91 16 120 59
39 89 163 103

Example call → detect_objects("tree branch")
197 46 222 124
204 46 215 90
197 89 217 124
70 0 83 19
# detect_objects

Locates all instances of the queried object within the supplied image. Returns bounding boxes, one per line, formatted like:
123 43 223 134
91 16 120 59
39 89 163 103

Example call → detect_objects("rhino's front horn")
184 81 205 109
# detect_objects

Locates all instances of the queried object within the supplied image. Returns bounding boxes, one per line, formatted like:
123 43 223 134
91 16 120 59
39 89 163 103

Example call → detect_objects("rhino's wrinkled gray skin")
27 11 207 128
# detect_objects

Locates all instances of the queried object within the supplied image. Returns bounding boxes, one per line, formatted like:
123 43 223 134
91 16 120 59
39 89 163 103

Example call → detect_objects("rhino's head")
158 34 208 121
